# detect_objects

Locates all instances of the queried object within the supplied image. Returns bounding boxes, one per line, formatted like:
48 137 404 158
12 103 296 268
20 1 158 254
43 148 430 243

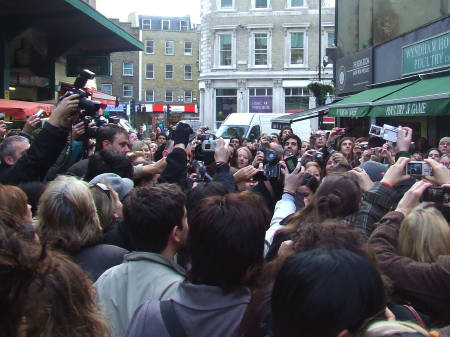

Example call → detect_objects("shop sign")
249 97 272 113
11 73 50 88
335 48 373 95
402 32 450 75
66 55 110 77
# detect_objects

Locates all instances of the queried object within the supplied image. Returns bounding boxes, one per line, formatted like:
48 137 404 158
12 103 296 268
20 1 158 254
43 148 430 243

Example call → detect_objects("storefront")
0 0 143 103
332 17 450 144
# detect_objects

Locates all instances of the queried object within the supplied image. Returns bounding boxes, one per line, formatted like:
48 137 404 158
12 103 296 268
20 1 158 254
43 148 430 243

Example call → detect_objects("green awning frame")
370 75 450 117
64 0 144 51
328 81 417 117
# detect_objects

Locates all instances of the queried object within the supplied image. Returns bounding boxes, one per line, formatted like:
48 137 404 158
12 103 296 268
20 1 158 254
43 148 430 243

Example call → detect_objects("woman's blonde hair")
398 205 450 263
37 176 102 253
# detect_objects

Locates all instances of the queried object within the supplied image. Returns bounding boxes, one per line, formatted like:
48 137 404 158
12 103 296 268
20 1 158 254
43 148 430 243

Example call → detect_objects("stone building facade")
96 19 140 105
199 0 335 129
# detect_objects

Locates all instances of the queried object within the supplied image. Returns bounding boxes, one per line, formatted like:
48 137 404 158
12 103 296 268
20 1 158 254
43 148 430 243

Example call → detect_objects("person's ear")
170 225 183 244
102 139 111 150
3 155 15 166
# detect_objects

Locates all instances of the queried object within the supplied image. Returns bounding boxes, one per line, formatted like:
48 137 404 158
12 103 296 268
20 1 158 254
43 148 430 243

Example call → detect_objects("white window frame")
145 40 154 54
248 30 272 68
165 90 173 102
165 41 174 55
162 20 170 30
214 31 236 69
123 85 133 97
184 41 193 55
180 20 188 31
142 19 151 30
184 90 193 103
217 0 235 10
145 89 154 102
287 0 306 8
100 84 112 95
184 65 192 80
251 0 271 10
122 62 133 76
284 29 308 68
323 28 335 68
322 0 335 7
145 64 154 79
165 64 173 80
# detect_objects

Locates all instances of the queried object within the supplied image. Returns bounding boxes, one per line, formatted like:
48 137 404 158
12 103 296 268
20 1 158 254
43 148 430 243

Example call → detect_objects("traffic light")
130 99 136 113
142 105 146 113
166 104 171 113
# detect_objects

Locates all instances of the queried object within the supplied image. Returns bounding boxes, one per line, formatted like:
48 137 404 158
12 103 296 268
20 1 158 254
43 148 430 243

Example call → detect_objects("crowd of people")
0 94 449 337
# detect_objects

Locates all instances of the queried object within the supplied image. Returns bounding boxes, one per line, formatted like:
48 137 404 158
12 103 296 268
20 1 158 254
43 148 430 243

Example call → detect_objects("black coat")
0 123 69 185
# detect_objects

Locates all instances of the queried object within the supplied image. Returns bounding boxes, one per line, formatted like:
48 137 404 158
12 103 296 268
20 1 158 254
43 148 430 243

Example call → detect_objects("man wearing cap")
439 137 449 154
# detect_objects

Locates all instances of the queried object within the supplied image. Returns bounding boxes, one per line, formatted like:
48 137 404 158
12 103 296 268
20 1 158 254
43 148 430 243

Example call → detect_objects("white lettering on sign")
385 102 427 116
336 107 358 117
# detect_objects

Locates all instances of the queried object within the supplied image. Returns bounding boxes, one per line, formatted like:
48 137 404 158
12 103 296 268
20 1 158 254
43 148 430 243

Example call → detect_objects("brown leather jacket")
369 211 450 325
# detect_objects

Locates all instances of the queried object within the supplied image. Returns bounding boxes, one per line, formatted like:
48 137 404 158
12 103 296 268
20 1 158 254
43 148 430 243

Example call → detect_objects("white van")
215 113 286 142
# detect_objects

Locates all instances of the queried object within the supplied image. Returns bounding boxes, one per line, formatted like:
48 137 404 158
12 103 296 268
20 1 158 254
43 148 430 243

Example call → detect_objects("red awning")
0 99 56 120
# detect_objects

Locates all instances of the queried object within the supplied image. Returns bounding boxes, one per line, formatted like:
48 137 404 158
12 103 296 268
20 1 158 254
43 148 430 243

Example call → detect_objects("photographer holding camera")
0 94 80 185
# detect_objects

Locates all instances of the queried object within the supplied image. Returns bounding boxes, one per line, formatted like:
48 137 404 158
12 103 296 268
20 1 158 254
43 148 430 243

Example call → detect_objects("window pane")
101 84 112 95
291 0 303 6
123 63 133 75
254 33 268 65
221 0 233 8
146 64 154 79
291 32 304 48
184 41 192 55
184 65 192 80
219 34 232 66
291 49 304 64
146 90 154 102
327 32 335 47
185 90 192 102
123 85 133 97
145 40 154 54
165 91 173 101
180 21 188 31
165 65 173 79
143 19 151 30
255 0 267 8
165 41 174 55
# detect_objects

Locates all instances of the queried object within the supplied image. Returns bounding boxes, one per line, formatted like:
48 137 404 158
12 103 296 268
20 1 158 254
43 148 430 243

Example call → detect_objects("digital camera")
369 124 407 142
406 161 432 176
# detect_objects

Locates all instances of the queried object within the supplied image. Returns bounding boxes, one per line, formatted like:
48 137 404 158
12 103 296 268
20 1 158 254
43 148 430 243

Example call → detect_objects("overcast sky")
96 0 201 23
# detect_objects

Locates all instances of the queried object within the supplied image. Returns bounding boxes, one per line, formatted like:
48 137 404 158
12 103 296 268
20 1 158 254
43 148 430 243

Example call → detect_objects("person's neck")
160 244 177 260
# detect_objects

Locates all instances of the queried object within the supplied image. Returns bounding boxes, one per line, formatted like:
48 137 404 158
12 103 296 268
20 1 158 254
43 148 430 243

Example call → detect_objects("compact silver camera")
369 124 407 142
406 161 432 176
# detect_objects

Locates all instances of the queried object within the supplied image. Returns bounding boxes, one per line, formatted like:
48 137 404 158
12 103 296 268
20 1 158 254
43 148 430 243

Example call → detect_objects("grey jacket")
94 252 185 337
125 281 251 337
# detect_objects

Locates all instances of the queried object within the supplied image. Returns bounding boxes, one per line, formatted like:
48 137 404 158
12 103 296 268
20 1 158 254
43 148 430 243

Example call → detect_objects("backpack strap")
160 300 189 337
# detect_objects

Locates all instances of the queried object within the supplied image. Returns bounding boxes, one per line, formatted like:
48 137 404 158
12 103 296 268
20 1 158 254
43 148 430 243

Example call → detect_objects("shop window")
249 88 272 113
284 87 310 113
216 89 237 128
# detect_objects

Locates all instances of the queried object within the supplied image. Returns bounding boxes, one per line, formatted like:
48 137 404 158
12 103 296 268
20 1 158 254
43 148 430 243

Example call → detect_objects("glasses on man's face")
91 183 111 199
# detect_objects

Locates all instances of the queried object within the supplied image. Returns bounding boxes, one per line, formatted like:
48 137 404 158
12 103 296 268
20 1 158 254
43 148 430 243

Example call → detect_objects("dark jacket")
369 211 450 324
0 123 69 185
71 244 128 282
158 148 191 190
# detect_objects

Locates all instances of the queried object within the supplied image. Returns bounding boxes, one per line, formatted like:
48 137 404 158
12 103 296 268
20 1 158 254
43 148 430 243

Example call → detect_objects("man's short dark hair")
123 183 186 253
284 134 302 150
95 125 128 152
84 150 133 182
187 193 266 292
156 133 167 140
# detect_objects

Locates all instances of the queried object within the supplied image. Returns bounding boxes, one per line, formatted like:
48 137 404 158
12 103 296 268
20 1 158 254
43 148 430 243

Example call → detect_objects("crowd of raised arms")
0 94 450 337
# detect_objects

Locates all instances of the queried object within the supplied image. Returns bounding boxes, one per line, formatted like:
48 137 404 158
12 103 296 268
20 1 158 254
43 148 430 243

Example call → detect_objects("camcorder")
405 161 432 176
423 186 449 203
369 124 407 142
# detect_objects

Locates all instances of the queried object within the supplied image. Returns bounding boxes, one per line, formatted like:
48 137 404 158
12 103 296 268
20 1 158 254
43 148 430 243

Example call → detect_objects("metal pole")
318 0 322 81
